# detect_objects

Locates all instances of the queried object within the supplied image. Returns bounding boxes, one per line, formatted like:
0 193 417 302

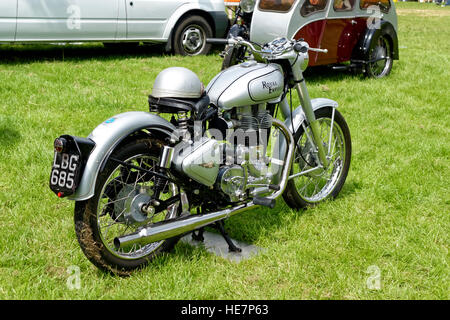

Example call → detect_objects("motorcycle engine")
171 104 275 203
213 104 275 202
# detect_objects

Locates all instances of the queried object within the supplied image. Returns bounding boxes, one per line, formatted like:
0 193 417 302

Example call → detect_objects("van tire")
173 15 213 56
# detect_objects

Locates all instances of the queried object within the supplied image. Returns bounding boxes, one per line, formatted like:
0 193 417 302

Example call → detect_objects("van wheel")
173 16 213 56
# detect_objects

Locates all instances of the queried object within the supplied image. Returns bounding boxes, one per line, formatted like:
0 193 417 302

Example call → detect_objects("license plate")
50 152 81 197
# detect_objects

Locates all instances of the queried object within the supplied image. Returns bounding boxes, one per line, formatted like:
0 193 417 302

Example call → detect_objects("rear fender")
69 111 176 201
351 20 399 62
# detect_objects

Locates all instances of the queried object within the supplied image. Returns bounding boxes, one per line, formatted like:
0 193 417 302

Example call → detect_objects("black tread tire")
365 34 393 78
221 45 245 70
74 138 180 276
283 108 352 209
173 15 213 56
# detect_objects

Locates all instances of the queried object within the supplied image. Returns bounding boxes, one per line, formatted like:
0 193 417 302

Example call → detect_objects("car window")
259 0 297 12
300 0 328 17
333 0 355 11
360 0 391 13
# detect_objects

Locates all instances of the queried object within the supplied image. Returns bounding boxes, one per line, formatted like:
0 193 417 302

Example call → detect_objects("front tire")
221 44 246 70
74 138 181 276
283 108 351 209
173 15 213 56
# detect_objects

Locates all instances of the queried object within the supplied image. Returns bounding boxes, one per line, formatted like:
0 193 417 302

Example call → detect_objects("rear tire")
74 138 181 276
365 34 393 78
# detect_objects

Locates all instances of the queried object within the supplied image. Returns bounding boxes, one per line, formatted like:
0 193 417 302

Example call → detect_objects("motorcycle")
49 36 351 276
221 0 254 70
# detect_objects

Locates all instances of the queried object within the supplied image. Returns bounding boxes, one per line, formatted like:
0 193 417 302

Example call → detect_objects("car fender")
352 20 399 62
163 2 226 41
69 111 176 201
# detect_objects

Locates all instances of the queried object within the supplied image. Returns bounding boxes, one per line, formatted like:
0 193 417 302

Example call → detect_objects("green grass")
0 3 449 299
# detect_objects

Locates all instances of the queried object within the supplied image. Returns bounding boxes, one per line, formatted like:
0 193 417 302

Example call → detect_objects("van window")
300 0 328 16
360 0 391 13
333 0 355 11
259 0 297 12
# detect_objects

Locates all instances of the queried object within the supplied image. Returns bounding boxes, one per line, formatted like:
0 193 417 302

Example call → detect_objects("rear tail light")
54 137 67 153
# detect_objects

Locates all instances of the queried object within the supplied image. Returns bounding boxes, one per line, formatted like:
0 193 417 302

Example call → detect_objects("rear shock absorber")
154 145 174 198
141 145 174 214
177 111 190 141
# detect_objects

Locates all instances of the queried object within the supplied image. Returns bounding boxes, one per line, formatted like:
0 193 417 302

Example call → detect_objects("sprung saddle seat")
148 94 210 119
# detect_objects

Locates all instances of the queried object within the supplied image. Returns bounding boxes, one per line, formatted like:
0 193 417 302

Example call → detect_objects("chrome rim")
96 154 178 260
181 25 205 55
369 36 392 78
291 116 346 203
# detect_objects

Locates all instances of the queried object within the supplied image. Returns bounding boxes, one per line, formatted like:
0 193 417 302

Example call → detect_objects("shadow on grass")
0 43 225 65
219 178 363 245
0 43 359 81
303 65 365 84
0 126 21 149
338 178 363 198
0 43 165 65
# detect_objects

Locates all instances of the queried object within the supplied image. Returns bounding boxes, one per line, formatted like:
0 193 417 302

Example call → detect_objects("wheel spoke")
292 114 347 203
95 153 180 260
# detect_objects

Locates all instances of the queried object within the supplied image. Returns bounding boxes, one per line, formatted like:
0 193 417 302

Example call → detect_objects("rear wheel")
365 35 393 78
74 138 181 276
283 108 351 209
173 15 213 56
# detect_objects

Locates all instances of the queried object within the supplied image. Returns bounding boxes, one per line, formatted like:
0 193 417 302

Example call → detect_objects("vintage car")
248 0 399 77
0 0 229 56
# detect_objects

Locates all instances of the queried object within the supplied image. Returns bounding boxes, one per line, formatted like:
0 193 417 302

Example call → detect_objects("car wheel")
173 16 213 56
365 35 393 78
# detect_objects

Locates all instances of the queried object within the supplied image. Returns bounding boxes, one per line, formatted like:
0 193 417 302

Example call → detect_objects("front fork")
280 81 330 168
295 81 330 168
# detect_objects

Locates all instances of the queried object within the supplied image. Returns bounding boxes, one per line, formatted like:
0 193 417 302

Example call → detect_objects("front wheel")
221 44 247 70
283 108 351 209
74 137 181 276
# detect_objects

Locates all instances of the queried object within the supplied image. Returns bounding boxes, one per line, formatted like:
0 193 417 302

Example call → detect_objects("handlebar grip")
293 42 308 54
206 38 229 45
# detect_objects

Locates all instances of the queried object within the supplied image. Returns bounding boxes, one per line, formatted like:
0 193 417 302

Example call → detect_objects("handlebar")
206 38 229 45
207 37 328 61
293 41 328 54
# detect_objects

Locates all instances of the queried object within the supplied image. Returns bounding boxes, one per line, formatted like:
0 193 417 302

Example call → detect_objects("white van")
0 0 229 55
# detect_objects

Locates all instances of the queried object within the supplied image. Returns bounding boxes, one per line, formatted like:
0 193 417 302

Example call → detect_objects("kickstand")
215 220 242 253
192 227 205 242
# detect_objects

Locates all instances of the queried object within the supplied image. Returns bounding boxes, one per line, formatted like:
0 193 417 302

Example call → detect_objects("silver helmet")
151 67 204 99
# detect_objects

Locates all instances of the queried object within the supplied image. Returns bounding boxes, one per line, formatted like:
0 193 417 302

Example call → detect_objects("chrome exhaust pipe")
114 201 256 250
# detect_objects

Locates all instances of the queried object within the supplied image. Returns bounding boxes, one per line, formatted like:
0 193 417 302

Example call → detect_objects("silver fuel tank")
206 61 284 111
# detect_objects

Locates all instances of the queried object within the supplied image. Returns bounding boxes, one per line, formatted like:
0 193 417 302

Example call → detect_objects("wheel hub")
182 27 203 53
114 186 153 225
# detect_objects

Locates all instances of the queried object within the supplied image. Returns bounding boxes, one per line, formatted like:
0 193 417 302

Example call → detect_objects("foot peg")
253 197 276 209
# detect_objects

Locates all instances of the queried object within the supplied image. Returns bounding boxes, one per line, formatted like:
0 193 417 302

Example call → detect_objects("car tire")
173 15 213 56
365 34 393 78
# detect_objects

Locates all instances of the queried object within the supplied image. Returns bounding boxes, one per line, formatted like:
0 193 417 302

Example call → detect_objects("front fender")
69 111 176 201
284 98 339 133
